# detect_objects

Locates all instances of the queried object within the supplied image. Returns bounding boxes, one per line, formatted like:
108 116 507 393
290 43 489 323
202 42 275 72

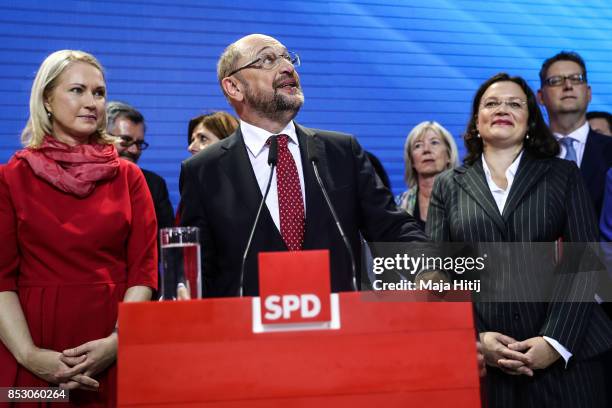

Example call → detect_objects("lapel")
501 153 550 221
454 160 506 235
580 129 598 182
218 126 284 246
295 123 327 249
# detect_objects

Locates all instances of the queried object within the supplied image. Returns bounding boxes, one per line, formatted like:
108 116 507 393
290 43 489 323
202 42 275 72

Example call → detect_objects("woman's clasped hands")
56 333 118 391
24 332 118 391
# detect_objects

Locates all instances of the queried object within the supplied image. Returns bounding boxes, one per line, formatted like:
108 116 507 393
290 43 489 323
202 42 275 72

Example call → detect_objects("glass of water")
159 226 201 300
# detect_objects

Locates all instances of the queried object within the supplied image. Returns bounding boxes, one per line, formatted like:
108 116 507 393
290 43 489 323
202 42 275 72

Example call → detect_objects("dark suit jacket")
141 168 174 229
427 153 612 407
600 169 612 314
582 129 612 218
180 123 426 297
603 168 612 242
428 153 611 358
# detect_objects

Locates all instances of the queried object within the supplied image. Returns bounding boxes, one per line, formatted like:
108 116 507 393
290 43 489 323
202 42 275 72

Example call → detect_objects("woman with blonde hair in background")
0 50 157 406
396 121 459 230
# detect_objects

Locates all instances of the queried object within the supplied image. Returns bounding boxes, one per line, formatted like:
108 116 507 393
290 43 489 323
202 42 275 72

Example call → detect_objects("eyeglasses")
226 50 300 77
480 98 527 112
544 73 586 87
115 135 149 150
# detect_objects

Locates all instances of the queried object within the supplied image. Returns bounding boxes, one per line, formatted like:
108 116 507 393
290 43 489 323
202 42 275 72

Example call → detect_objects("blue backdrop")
1 0 611 210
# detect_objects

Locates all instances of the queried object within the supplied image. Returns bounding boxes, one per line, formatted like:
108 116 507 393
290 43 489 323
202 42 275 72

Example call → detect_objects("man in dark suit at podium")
179 34 426 297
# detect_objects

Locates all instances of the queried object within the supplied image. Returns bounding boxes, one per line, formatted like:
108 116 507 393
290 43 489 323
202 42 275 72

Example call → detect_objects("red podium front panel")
118 293 480 407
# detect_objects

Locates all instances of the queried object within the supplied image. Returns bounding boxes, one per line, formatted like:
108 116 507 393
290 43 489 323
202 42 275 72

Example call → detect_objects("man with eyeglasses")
179 34 426 297
107 101 174 233
537 51 612 218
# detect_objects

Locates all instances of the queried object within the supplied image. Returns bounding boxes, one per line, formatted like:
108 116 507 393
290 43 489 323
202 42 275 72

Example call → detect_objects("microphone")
239 136 278 296
307 136 358 291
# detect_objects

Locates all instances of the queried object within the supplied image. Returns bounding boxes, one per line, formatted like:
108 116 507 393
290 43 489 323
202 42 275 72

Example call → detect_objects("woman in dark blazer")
427 73 612 408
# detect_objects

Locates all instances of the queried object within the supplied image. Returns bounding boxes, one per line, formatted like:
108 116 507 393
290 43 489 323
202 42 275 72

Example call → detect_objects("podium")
118 292 480 407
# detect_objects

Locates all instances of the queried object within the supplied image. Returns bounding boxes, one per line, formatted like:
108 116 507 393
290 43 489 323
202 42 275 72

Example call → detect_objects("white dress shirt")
240 120 306 232
554 121 589 167
482 151 572 366
482 151 523 214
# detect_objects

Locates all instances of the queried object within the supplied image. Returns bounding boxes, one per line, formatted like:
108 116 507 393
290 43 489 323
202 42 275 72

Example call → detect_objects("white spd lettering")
263 294 321 320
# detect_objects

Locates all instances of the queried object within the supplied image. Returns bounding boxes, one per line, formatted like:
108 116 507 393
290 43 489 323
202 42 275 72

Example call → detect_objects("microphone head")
307 136 319 163
267 136 278 165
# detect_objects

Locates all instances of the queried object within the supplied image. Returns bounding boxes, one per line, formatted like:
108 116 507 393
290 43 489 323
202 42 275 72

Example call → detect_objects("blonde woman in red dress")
0 50 157 406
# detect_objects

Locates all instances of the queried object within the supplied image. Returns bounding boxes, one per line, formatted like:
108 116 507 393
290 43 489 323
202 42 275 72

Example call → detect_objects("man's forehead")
113 117 145 138
547 60 583 75
237 35 286 56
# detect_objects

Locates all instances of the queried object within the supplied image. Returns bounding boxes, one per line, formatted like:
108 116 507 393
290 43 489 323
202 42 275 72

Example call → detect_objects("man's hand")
414 270 450 287
57 333 118 389
479 332 533 376
507 336 560 370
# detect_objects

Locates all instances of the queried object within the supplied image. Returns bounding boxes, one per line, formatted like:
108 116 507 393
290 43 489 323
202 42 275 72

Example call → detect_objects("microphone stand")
239 136 278 296
307 137 358 291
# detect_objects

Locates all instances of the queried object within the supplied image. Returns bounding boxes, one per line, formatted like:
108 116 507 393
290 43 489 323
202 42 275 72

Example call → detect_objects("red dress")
0 156 158 407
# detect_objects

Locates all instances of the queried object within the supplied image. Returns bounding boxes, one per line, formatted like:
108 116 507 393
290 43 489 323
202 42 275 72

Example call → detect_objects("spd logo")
253 250 339 332
263 294 322 320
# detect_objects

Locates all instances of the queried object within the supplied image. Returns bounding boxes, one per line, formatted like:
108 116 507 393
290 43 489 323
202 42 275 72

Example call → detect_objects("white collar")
553 121 589 144
482 150 523 191
240 120 298 158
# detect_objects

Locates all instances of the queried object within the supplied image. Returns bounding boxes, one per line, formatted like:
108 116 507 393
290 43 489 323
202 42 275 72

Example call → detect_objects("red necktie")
275 134 305 250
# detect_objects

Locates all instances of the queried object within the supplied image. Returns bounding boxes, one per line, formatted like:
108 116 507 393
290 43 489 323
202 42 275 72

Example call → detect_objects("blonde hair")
403 121 459 188
20 50 113 148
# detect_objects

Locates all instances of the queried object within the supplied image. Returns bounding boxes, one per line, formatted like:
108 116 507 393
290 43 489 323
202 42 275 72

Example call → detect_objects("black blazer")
141 168 174 230
582 129 612 218
427 153 612 360
179 123 426 297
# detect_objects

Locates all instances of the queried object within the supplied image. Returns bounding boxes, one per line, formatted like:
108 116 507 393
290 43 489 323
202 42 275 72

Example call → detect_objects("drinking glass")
159 227 201 300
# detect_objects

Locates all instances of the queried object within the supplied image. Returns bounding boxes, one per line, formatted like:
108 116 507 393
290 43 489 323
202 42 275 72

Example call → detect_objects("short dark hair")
539 51 587 86
464 73 559 165
187 111 238 146
586 111 612 130
106 101 146 133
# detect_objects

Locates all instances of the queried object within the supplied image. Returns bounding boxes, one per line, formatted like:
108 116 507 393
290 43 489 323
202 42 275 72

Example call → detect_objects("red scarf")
15 135 120 197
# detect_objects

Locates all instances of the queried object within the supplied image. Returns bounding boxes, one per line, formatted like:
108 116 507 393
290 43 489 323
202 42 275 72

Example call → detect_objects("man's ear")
536 88 544 105
587 84 592 105
221 77 244 103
